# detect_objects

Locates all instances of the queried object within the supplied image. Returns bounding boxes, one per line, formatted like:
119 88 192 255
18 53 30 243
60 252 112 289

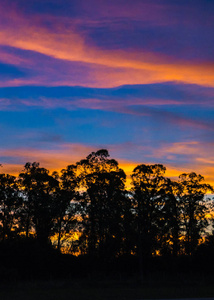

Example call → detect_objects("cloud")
0 83 213 135
1 82 214 108
4 0 213 29
0 3 213 88
147 141 214 169
0 143 94 173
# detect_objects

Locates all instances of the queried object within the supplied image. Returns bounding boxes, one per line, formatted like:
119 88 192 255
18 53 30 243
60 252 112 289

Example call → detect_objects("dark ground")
1 241 214 300
1 278 214 300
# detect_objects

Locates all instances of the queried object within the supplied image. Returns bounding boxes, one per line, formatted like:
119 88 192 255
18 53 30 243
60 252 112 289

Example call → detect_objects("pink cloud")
148 141 214 166
0 143 94 172
0 4 213 88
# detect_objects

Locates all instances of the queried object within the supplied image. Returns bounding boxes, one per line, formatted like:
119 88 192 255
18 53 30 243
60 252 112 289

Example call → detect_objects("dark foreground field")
1 278 214 300
1 247 214 300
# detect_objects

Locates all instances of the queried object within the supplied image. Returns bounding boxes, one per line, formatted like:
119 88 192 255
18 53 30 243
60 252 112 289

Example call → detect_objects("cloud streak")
0 2 213 88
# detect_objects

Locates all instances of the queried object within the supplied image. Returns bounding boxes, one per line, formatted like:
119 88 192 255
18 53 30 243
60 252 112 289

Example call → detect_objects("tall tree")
52 165 79 252
178 172 213 255
131 164 168 278
77 149 126 260
19 162 59 247
131 164 167 256
0 173 22 242
160 179 182 257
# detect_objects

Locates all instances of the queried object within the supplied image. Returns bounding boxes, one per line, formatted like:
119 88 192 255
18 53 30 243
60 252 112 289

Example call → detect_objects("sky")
0 0 214 187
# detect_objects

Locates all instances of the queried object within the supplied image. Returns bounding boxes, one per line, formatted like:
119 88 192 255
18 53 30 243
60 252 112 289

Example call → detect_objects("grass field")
1 279 214 300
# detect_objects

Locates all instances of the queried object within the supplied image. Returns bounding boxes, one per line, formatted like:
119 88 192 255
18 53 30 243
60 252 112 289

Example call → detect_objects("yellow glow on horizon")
2 160 213 189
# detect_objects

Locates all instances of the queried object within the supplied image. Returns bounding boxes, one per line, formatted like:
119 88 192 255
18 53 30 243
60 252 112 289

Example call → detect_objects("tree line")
0 149 214 264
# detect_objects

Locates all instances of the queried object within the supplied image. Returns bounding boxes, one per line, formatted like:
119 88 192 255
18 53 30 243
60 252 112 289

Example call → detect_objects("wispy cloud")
148 141 214 168
0 3 213 88
1 83 214 108
0 143 94 173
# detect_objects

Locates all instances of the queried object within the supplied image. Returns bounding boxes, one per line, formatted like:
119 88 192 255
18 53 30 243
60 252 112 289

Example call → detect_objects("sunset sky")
0 0 214 186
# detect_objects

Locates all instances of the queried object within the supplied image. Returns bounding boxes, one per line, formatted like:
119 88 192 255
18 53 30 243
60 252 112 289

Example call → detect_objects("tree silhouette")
19 162 59 247
77 149 126 260
160 179 182 256
52 165 79 252
0 173 22 242
131 164 168 278
1 150 214 276
178 172 213 255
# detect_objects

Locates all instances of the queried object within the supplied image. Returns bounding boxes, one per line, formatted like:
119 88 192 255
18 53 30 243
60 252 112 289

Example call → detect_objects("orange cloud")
0 144 94 173
144 141 214 187
0 7 214 88
153 141 214 160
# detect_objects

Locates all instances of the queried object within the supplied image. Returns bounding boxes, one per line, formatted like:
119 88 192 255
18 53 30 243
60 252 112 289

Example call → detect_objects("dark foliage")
0 149 213 282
